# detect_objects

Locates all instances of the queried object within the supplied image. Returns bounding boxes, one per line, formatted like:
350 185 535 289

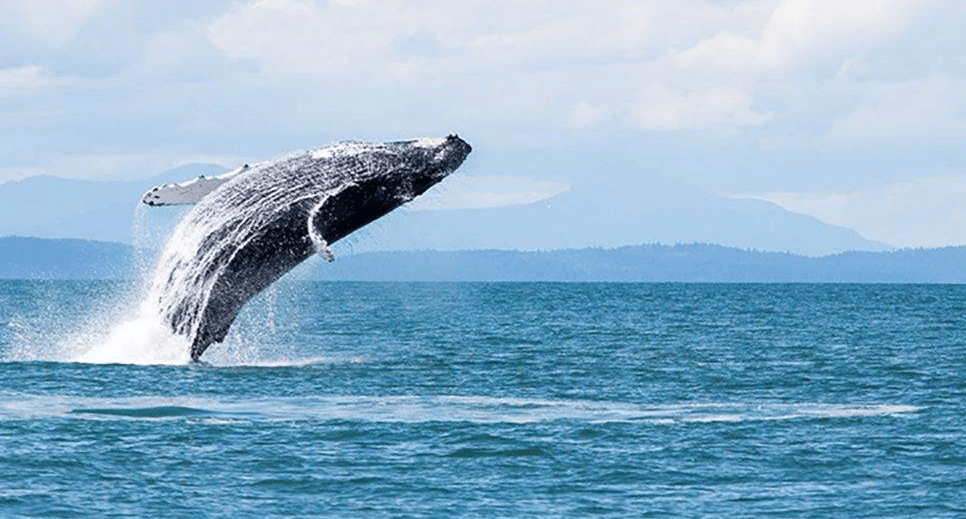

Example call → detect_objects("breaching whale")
143 135 471 361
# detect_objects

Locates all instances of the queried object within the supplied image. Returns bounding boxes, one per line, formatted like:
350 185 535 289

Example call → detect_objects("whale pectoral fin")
310 234 336 262
141 164 251 206
142 177 229 206
320 244 335 262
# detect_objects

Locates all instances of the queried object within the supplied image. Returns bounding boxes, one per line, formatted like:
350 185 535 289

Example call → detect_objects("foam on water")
53 279 307 367
70 302 191 365
223 355 367 368
23 203 200 366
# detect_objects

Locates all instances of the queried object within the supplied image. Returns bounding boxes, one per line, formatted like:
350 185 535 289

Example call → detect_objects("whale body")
144 135 471 361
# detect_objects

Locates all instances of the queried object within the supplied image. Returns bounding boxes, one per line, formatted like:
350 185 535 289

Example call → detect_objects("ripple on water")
0 393 920 425
69 405 218 419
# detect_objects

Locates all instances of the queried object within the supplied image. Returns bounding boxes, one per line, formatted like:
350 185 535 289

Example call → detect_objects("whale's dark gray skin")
145 135 471 361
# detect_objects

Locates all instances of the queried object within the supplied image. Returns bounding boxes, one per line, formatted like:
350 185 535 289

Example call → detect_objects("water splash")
65 280 290 366
131 202 190 282
70 302 191 365
52 204 195 365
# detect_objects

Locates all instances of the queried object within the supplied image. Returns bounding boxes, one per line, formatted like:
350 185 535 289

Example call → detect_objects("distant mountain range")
2 237 963 282
353 175 890 256
0 165 888 255
0 164 227 244
0 237 134 279
310 244 966 282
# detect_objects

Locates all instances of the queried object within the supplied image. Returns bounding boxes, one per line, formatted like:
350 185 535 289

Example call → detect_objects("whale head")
392 134 473 193
308 134 471 245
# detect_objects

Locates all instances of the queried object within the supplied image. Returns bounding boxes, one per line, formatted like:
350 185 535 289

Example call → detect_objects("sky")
1 0 965 247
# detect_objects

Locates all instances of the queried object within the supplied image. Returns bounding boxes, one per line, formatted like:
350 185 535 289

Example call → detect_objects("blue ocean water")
1 281 965 517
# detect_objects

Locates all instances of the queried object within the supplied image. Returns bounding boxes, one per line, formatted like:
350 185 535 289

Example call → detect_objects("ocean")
1 281 964 517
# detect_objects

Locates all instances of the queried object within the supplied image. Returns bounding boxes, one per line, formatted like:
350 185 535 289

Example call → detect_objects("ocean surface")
1 281 964 517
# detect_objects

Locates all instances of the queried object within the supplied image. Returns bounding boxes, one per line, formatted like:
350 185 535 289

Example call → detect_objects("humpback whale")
143 135 471 361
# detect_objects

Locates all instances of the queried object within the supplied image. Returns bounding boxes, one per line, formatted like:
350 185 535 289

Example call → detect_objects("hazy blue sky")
1 0 964 247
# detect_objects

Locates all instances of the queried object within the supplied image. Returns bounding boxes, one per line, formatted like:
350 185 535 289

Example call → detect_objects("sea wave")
0 394 919 424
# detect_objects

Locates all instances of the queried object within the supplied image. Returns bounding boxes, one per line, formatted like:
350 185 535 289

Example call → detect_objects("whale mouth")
391 134 471 167
390 134 460 148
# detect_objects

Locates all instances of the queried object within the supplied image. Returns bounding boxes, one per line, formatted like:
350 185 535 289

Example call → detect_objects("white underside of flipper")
141 165 252 206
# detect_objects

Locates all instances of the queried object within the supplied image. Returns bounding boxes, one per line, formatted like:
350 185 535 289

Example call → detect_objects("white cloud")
405 175 568 211
826 76 966 143
0 0 106 47
0 152 241 184
672 0 930 75
672 31 761 75
207 0 343 72
464 2 656 65
758 0 925 68
205 0 659 77
738 174 966 247
199 0 951 139
207 0 457 77
0 66 66 97
2 0 965 222
631 83 771 131
567 102 604 129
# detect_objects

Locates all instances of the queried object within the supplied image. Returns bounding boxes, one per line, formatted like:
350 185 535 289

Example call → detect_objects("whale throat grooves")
144 136 471 361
